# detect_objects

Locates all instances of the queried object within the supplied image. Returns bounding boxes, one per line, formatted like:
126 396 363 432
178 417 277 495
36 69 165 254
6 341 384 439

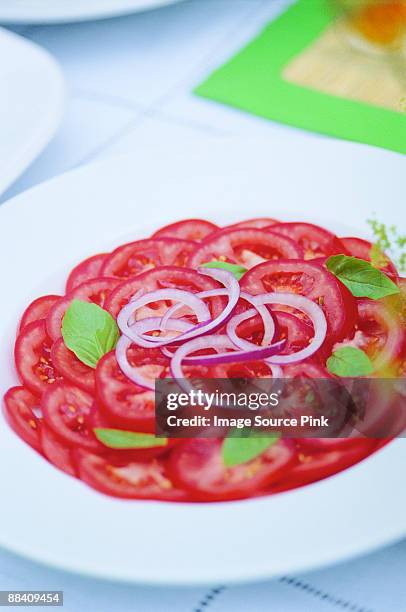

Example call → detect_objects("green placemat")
195 0 406 154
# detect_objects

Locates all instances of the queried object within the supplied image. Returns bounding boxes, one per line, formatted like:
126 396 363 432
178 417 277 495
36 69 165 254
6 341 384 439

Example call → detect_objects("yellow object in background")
335 0 406 51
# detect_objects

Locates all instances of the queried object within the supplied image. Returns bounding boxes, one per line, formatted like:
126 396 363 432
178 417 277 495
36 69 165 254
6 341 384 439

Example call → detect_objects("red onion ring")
117 288 210 348
119 268 241 349
161 288 275 346
170 334 285 382
115 317 194 389
115 335 155 390
229 292 327 365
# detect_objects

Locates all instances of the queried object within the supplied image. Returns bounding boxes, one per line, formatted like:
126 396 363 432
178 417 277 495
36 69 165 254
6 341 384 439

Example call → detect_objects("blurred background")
1 0 405 205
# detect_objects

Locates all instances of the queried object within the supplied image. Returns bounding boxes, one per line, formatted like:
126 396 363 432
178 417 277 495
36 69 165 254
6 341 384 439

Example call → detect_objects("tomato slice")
19 295 61 332
3 386 42 453
225 218 279 229
152 219 218 242
46 277 120 340
51 338 95 393
334 299 405 374
169 439 297 501
188 228 304 269
105 265 223 319
397 277 406 326
340 237 398 277
15 320 61 395
75 450 191 500
279 440 376 488
283 362 331 378
241 259 356 341
66 253 107 293
275 311 314 355
231 308 313 356
272 222 348 259
95 351 158 432
297 437 369 451
40 425 77 476
95 349 223 431
42 382 102 451
101 238 196 279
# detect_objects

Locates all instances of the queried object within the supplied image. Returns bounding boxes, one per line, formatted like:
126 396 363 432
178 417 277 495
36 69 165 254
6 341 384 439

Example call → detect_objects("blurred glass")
331 1 406 51
330 1 406 86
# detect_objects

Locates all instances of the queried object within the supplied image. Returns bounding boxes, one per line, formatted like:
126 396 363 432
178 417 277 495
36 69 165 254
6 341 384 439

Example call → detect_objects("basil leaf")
222 429 280 467
201 261 247 281
94 428 167 449
326 255 399 299
326 347 374 377
62 299 119 369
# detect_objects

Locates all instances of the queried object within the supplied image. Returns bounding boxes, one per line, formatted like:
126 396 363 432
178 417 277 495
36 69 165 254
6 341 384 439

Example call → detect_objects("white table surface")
1 1 405 610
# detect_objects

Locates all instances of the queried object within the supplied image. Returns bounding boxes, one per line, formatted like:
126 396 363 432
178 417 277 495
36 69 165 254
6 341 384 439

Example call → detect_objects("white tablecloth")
1 1 405 609
1 539 405 611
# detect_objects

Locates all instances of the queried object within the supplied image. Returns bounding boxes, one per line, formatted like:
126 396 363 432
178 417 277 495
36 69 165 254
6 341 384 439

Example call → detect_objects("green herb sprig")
368 218 406 274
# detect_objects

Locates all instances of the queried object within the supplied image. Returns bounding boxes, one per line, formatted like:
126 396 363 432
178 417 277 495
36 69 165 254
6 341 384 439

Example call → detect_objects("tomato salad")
3 218 405 502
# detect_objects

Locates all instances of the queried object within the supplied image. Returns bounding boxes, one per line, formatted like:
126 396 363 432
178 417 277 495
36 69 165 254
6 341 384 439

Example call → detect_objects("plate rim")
0 0 185 24
0 144 405 585
0 28 65 195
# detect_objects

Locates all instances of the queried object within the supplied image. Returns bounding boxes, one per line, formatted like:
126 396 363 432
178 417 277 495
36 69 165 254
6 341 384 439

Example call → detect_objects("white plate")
0 28 65 196
0 0 184 24
0 137 405 585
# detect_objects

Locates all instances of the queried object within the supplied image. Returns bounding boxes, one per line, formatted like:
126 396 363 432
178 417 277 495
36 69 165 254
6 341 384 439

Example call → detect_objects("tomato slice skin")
51 338 95 393
225 218 279 229
279 440 376 488
101 238 196 279
272 222 348 259
105 265 223 319
340 237 398 277
19 295 61 333
188 228 304 269
274 311 314 355
95 351 159 432
40 425 77 476
297 437 369 451
3 386 42 453
336 299 405 374
75 450 192 501
46 277 120 340
42 382 103 451
241 259 355 341
66 253 107 293
283 362 331 378
168 439 297 501
15 320 61 395
152 219 218 242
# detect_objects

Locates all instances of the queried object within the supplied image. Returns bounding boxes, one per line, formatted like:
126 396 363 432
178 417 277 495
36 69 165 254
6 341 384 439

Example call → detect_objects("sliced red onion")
160 286 274 345
252 293 327 364
174 267 240 340
226 308 283 378
173 336 286 366
116 318 197 389
134 316 195 340
170 333 283 376
227 308 266 351
115 335 155 390
120 268 241 350
117 288 210 348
